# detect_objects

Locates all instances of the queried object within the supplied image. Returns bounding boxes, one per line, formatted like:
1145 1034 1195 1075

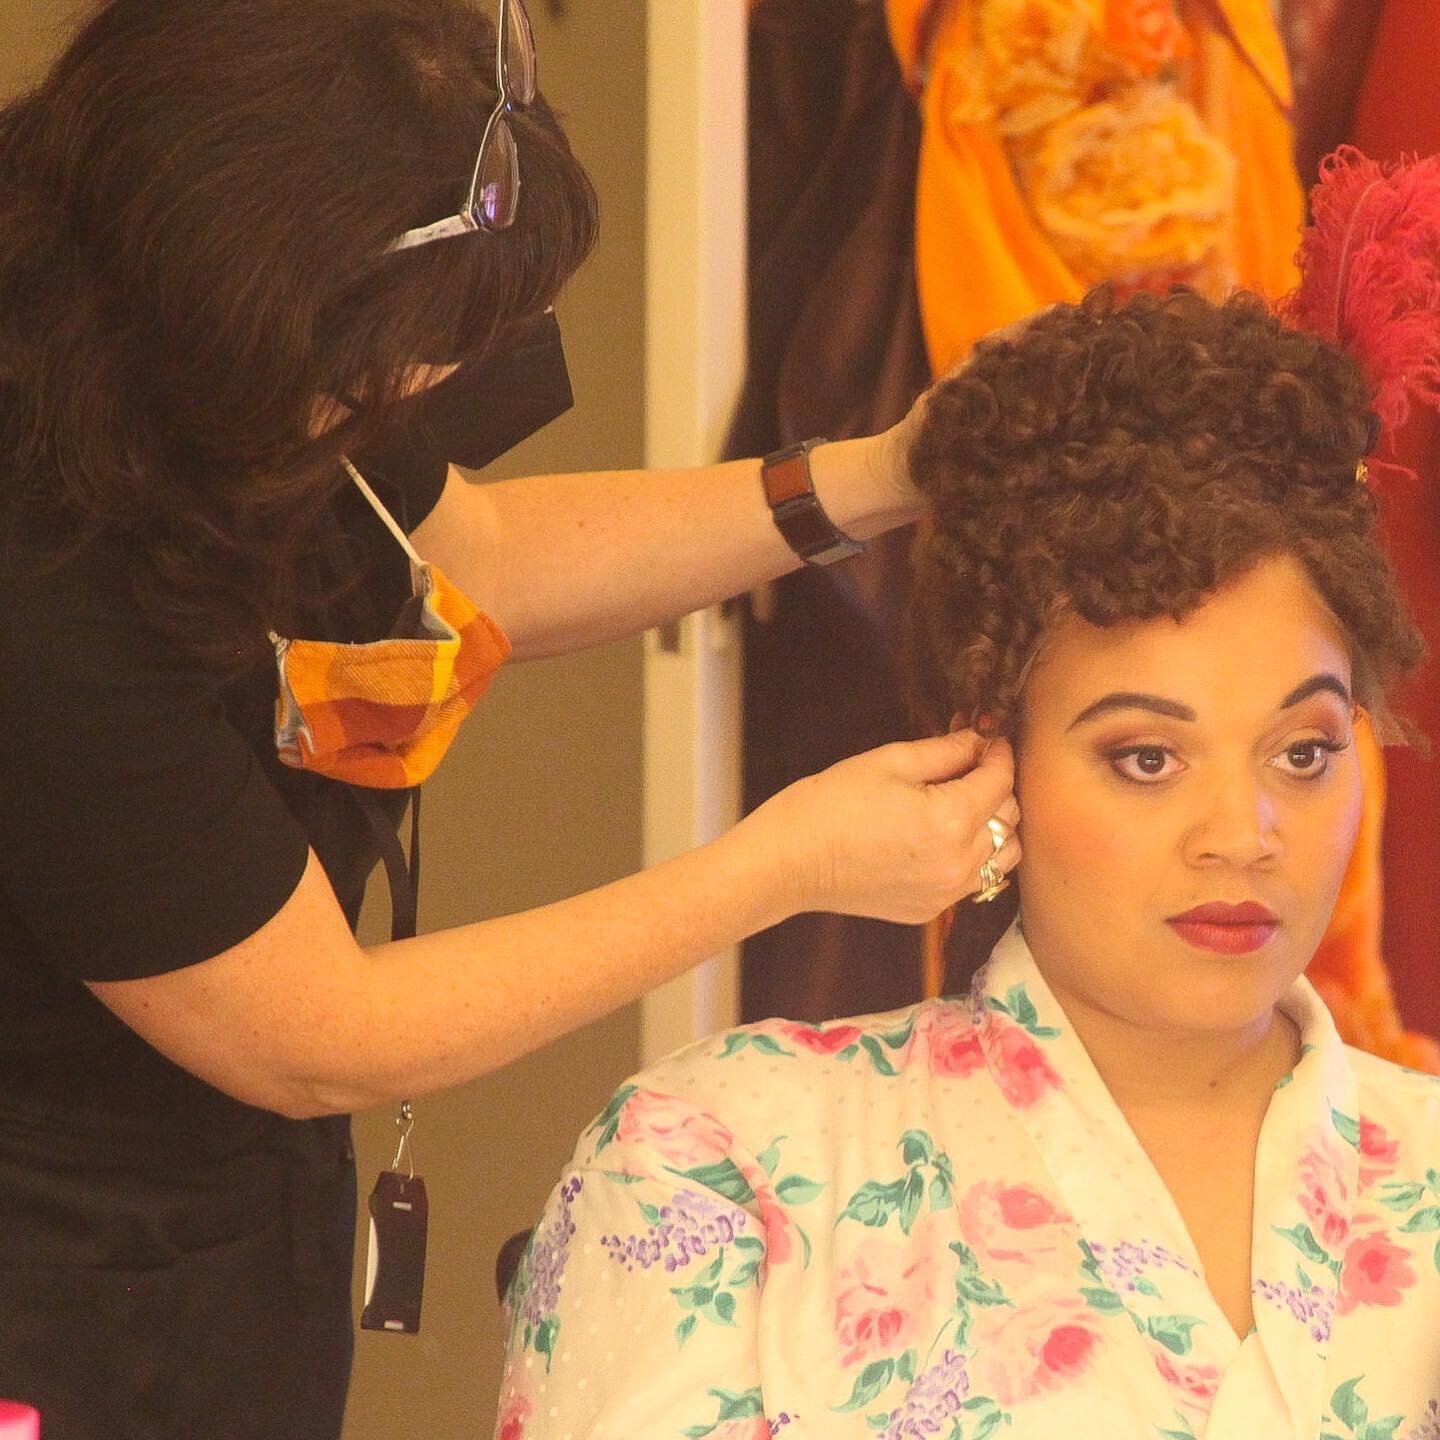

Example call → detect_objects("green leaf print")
675 1313 697 1347
719 1031 796 1060
679 1394 764 1440
972 1411 1005 1440
1081 1286 1126 1314
1399 1206 1440 1233
756 1138 784 1177
1332 1379 1369 1430
588 1083 638 1155
534 1316 559 1370
1156 1408 1200 1440
601 1169 645 1185
1009 985 1039 1029
839 1134 959 1236
1145 1314 1204 1356
729 1259 760 1288
1327 1379 1404 1440
838 1178 907 1228
1378 1182 1427 1211
668 1159 757 1207
712 1387 764 1421
1133 1277 1161 1298
880 1018 917 1050
709 1292 738 1326
1331 1108 1362 1149
733 1234 765 1254
672 1280 717 1310
861 1034 899 1076
899 1170 926 1234
835 1358 896 1412
1274 1221 1339 1270
897 1348 917 1383
901 1130 936 1165
987 985 1061 1039
951 1241 1011 1308
776 1174 826 1205
672 1249 725 1310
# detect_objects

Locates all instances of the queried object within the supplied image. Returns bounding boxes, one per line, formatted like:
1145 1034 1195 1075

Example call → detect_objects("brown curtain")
730 0 936 1024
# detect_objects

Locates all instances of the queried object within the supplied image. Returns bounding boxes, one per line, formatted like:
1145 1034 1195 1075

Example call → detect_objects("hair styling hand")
741 732 1021 925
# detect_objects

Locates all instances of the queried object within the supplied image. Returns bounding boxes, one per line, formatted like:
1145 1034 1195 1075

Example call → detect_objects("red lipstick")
1166 902 1279 955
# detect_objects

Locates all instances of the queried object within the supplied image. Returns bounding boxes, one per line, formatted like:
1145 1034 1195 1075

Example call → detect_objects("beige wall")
0 2 646 1435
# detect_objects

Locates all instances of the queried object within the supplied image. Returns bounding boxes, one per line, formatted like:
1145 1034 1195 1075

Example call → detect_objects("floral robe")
496 924 1440 1439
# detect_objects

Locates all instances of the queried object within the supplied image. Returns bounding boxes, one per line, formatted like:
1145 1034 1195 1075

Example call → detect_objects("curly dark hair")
0 0 597 674
904 286 1427 747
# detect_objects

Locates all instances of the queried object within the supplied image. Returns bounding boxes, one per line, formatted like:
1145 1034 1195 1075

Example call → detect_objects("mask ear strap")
342 457 426 567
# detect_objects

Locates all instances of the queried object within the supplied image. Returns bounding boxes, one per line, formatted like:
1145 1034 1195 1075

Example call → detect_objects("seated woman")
494 287 1440 1439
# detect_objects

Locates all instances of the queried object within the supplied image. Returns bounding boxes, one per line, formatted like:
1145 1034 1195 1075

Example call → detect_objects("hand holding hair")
739 730 1021 926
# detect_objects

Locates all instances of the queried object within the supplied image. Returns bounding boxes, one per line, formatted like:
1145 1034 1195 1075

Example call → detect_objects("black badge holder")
361 1101 428 1335
352 785 430 1335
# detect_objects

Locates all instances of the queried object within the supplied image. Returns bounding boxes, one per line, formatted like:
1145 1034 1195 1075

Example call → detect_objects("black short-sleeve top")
0 450 450 1163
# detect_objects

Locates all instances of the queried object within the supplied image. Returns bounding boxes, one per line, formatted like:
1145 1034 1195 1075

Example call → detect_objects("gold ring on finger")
972 855 1010 905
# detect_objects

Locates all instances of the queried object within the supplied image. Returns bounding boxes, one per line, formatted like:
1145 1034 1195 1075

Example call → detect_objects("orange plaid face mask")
270 459 511 789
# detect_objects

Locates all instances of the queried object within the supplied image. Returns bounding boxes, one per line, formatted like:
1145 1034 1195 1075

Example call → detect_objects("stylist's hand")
874 306 1062 518
745 730 1020 925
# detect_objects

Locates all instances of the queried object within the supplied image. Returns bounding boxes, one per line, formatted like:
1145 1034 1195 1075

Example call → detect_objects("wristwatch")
760 438 867 567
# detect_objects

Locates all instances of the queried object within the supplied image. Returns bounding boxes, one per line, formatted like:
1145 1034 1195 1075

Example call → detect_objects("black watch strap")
760 438 866 567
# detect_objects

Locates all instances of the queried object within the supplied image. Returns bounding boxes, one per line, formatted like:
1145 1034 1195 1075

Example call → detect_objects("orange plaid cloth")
273 562 510 790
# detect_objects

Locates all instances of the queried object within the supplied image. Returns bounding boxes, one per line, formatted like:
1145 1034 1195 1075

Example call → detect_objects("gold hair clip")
1357 459 1371 486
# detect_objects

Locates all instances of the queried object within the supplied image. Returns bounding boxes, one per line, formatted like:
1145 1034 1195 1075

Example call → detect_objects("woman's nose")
1182 772 1282 868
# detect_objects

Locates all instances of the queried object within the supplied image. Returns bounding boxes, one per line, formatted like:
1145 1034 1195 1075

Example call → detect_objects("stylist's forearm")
300 824 792 1114
483 433 918 660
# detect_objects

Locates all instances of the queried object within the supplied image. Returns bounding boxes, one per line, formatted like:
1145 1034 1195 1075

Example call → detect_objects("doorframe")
639 1 748 1065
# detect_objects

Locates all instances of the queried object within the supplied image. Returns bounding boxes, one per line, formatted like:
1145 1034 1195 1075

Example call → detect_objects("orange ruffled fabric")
887 0 1304 373
894 0 1438 1070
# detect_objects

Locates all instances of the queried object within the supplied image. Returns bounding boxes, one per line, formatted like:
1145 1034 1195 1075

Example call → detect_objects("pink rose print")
496 1394 531 1440
989 1019 1063 1109
734 1157 796 1268
1297 1127 1354 1251
616 1089 733 1169
1153 1349 1220 1410
832 1227 943 1367
781 1021 864 1057
1357 1116 1401 1187
959 1180 1075 1290
1336 1229 1418 1315
922 1007 985 1078
971 1296 1104 1406
712 1422 770 1440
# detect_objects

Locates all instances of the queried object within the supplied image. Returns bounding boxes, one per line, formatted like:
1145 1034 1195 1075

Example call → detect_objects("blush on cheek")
1021 783 1132 890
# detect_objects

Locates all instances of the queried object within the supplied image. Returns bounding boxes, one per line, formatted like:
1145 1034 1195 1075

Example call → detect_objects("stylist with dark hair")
0 2 1019 1436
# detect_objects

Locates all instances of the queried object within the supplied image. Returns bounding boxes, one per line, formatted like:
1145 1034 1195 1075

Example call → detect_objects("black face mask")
367 307 574 472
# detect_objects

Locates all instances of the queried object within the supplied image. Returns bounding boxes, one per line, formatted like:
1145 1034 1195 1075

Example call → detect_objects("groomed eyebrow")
1066 672 1352 731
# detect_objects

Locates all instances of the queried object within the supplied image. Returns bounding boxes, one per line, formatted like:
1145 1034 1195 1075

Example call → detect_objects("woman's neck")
1040 975 1303 1123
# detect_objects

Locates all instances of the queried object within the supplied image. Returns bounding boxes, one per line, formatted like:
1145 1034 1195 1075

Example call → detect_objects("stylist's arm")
94 727 1014 1117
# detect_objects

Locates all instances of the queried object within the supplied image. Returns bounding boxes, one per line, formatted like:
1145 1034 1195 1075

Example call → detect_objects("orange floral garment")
885 0 1437 1068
